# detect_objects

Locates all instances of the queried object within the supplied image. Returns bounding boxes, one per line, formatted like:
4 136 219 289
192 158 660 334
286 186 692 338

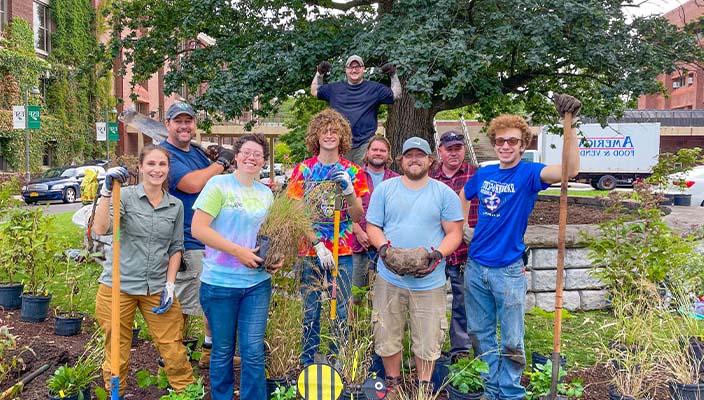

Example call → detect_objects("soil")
529 200 613 225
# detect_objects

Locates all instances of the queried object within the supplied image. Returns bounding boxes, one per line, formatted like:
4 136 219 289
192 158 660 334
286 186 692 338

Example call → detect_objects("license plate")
30 192 39 197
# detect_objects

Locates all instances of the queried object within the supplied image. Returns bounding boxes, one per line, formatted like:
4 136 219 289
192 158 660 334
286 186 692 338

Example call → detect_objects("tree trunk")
384 90 436 160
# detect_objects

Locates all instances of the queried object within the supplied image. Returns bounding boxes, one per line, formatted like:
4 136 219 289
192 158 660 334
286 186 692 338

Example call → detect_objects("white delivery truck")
538 122 660 190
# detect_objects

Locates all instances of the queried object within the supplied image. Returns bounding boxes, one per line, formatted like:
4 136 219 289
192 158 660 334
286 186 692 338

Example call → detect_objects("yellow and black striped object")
297 363 343 400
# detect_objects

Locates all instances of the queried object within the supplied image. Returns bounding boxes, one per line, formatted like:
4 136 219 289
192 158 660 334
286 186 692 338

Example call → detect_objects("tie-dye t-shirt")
286 156 369 257
193 174 274 288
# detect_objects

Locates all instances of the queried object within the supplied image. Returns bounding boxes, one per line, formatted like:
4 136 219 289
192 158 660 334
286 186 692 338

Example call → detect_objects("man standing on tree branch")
311 55 402 165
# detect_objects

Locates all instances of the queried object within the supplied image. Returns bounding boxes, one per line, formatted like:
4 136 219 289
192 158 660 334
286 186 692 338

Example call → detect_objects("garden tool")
330 193 341 320
110 181 122 400
549 94 581 400
0 364 49 400
297 363 344 400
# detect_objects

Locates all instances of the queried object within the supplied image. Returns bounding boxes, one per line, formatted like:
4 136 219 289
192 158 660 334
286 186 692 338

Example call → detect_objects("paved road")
26 201 84 215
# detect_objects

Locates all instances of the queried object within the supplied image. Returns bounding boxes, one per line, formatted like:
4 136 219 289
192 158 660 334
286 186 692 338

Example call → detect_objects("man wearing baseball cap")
311 55 402 165
160 101 235 369
429 130 479 358
366 136 463 396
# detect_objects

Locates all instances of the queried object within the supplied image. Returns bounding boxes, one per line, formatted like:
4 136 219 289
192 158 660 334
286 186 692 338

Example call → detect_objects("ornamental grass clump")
258 193 312 271
334 303 374 386
265 290 302 379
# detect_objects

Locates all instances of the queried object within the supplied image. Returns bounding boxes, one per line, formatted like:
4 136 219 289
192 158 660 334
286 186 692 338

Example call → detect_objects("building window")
33 1 50 53
0 0 8 32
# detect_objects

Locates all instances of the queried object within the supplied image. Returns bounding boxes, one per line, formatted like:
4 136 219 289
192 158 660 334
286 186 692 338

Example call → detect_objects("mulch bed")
529 200 613 225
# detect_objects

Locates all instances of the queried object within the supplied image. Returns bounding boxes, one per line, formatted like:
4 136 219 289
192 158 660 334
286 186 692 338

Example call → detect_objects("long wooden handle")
110 181 121 397
330 210 341 320
549 112 572 399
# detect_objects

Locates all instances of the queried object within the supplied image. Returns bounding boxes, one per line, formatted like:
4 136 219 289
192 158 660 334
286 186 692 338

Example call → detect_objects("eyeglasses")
440 133 465 144
346 65 363 70
492 137 522 146
239 150 264 159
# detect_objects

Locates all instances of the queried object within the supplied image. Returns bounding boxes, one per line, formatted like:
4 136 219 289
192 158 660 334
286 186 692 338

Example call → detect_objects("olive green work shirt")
99 184 184 296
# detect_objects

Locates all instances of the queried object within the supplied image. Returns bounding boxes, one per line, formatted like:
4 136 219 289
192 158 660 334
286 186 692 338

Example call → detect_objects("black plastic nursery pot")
267 377 293 400
689 336 704 376
608 385 638 400
54 312 84 336
20 294 52 322
48 387 90 400
340 384 365 399
0 282 23 310
531 351 567 371
668 381 704 400
256 235 271 261
131 327 141 347
446 384 483 400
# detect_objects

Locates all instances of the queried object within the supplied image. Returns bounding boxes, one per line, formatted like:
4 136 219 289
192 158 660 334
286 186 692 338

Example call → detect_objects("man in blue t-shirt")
311 55 402 165
459 95 582 400
160 102 235 369
366 137 463 395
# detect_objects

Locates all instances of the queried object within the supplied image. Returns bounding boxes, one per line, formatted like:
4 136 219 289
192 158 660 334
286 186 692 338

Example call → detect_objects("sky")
625 0 690 17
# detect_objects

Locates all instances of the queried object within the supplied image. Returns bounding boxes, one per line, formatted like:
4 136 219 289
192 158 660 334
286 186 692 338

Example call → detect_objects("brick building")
1 0 52 57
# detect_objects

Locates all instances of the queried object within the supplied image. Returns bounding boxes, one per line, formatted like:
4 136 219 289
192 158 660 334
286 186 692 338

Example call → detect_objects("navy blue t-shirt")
464 161 550 267
160 141 212 250
317 80 394 148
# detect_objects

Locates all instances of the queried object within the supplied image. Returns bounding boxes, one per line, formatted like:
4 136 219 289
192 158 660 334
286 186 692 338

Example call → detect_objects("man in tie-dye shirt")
286 108 368 367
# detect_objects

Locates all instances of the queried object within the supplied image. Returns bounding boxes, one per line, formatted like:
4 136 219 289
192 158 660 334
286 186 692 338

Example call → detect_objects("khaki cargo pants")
95 284 194 395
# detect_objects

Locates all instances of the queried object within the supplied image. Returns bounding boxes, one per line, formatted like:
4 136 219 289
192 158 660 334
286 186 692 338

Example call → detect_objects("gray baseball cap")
402 137 432 155
345 55 364 67
165 102 195 120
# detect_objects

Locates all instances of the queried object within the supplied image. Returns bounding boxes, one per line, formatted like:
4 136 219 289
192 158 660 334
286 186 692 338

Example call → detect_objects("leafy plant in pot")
54 250 94 336
0 205 29 309
525 360 584 400
446 356 489 399
47 332 103 400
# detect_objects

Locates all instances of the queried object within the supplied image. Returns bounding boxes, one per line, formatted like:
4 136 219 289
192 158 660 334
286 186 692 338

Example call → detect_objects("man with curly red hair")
459 95 582 400
286 108 369 367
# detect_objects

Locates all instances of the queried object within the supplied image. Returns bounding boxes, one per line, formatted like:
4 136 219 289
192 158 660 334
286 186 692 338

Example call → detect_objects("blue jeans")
300 255 352 366
464 258 527 400
200 279 271 400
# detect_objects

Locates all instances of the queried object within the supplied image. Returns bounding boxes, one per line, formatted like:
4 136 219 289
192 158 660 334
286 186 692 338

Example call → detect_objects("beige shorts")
174 249 204 316
372 275 448 361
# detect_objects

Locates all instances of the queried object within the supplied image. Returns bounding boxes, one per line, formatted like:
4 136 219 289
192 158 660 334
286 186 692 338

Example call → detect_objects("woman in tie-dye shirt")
191 134 283 400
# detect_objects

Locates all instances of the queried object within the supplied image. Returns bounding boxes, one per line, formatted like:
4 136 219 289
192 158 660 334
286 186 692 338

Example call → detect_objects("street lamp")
105 107 117 162
24 87 41 182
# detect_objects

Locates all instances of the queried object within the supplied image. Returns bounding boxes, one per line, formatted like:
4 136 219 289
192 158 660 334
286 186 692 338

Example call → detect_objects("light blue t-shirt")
368 170 385 188
193 174 274 288
464 161 550 267
366 177 463 290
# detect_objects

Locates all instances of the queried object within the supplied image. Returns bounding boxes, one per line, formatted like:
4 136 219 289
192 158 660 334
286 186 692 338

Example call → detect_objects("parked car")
663 165 704 207
260 169 288 188
21 165 106 204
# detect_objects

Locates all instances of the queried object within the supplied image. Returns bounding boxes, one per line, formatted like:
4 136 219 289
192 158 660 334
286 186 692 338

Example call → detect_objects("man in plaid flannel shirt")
429 130 478 356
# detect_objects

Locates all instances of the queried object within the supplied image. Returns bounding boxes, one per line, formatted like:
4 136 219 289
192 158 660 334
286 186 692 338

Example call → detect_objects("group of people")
90 54 582 400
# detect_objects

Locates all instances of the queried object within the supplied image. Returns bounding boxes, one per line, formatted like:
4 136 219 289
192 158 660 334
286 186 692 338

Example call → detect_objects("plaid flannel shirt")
429 161 478 266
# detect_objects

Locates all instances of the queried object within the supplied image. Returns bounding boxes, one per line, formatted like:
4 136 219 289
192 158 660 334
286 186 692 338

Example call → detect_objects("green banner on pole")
108 122 119 142
26 105 40 130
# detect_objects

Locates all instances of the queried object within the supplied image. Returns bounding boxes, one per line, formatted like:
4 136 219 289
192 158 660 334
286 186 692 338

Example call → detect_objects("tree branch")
305 0 378 11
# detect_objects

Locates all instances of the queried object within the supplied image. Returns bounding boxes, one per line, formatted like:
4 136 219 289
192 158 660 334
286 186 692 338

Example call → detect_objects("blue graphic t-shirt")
464 161 549 267
193 174 274 288
317 80 394 148
161 141 212 250
366 177 464 290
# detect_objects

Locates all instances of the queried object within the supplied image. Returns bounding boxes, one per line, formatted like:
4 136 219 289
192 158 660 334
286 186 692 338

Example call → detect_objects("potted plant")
335 303 375 398
525 360 584 400
47 331 103 400
265 290 302 398
0 208 58 322
0 197 27 309
54 250 92 336
446 357 489 399
132 320 142 347
257 194 312 271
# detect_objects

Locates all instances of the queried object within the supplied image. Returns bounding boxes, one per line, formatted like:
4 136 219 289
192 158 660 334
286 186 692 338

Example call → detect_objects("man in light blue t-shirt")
366 137 463 395
459 95 582 400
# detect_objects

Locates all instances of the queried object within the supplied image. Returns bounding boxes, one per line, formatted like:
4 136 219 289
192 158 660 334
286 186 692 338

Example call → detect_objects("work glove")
331 170 354 196
414 248 443 277
152 281 175 315
553 94 582 118
378 242 390 263
314 241 335 269
101 166 129 197
463 225 474 245
381 63 396 76
218 147 236 169
317 61 332 76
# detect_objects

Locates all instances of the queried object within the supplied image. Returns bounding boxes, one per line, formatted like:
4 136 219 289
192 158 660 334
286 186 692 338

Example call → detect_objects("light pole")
105 107 117 162
24 87 41 182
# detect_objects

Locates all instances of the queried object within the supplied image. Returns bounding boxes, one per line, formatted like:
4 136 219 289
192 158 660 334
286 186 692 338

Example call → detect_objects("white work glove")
101 166 129 197
152 281 175 315
314 242 335 269
463 225 474 245
330 170 354 196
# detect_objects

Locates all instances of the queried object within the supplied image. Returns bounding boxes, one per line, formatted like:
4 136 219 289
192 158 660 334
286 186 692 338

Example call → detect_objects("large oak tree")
111 0 703 153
